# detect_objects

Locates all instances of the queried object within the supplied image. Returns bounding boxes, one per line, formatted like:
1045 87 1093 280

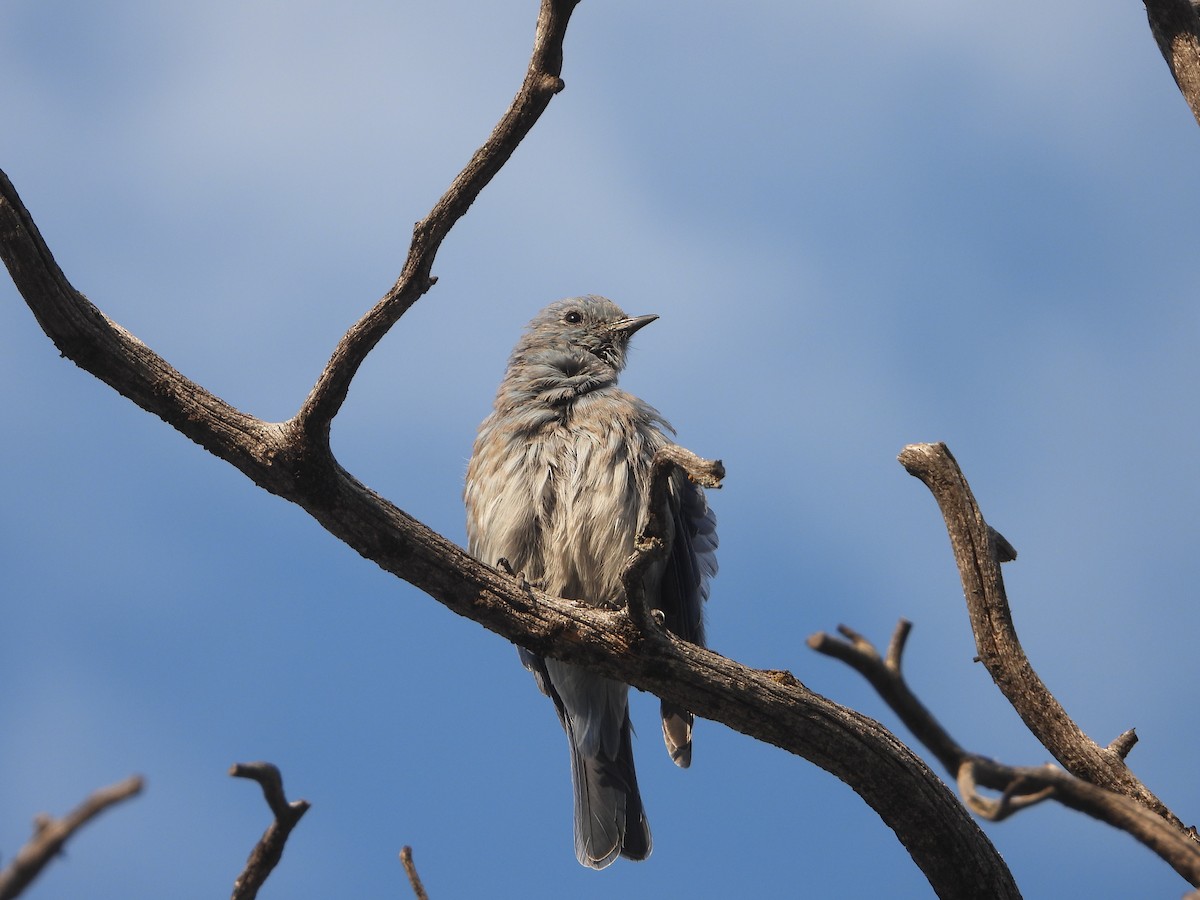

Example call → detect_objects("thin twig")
957 761 1056 822
0 775 144 900
884 617 912 670
399 846 429 900
809 621 969 774
230 762 310 900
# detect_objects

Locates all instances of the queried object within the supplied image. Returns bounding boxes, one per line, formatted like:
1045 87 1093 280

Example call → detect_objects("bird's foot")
496 558 540 593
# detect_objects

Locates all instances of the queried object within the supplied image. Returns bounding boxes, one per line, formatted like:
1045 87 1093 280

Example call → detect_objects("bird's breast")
467 396 665 607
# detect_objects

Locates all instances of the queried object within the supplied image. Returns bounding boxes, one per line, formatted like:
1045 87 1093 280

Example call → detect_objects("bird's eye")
563 311 583 324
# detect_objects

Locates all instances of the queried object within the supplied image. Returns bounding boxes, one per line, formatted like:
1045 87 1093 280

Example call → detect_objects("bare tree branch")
955 762 1055 822
0 775 143 900
399 847 429 900
0 162 1020 896
293 0 581 443
1109 728 1140 760
0 6 1023 897
896 441 1189 834
809 621 969 774
1145 0 1200 125
810 623 1200 886
230 762 310 900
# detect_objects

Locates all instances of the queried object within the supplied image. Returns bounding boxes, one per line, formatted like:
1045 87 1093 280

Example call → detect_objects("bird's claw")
497 557 537 593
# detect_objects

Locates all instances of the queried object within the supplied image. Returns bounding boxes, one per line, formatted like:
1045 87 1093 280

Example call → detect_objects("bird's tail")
567 712 652 868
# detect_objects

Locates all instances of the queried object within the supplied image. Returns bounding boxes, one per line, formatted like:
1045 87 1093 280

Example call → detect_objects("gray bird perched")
464 295 718 869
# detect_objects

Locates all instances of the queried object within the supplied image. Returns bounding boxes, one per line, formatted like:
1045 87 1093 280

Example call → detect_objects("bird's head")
518 295 657 373
498 296 657 408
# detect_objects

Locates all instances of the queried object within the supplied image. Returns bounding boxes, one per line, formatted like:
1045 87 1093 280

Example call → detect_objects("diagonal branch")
896 442 1191 833
809 621 969 774
0 775 144 900
399 847 429 900
0 168 284 491
293 0 581 443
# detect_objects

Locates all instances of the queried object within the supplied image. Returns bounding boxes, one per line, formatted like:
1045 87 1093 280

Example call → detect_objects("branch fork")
811 443 1200 886
230 762 310 900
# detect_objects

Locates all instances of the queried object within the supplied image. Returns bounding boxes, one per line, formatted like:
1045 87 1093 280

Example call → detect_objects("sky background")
2 1 1199 897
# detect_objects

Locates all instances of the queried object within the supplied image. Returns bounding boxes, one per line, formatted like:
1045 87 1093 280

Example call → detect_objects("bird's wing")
657 473 718 767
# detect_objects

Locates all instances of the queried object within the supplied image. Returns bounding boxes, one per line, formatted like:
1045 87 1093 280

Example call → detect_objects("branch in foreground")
1 6 1017 896
0 181 1017 900
0 775 144 900
810 622 1200 887
897 441 1188 834
230 762 310 900
399 847 429 900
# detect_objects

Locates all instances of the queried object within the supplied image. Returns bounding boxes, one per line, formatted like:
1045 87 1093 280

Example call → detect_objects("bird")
464 295 718 869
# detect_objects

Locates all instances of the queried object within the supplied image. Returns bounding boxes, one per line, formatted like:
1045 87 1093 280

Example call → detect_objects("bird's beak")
608 314 658 338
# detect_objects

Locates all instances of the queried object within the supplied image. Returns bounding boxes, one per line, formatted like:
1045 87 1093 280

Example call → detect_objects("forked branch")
230 762 310 900
810 621 1200 886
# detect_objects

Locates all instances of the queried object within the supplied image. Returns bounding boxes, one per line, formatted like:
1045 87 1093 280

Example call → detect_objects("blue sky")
3 1 1199 897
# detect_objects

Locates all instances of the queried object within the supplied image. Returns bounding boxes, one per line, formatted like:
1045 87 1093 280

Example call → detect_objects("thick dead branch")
897 442 1188 835
400 847 429 900
230 762 310 900
1145 0 1200 125
0 775 143 900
